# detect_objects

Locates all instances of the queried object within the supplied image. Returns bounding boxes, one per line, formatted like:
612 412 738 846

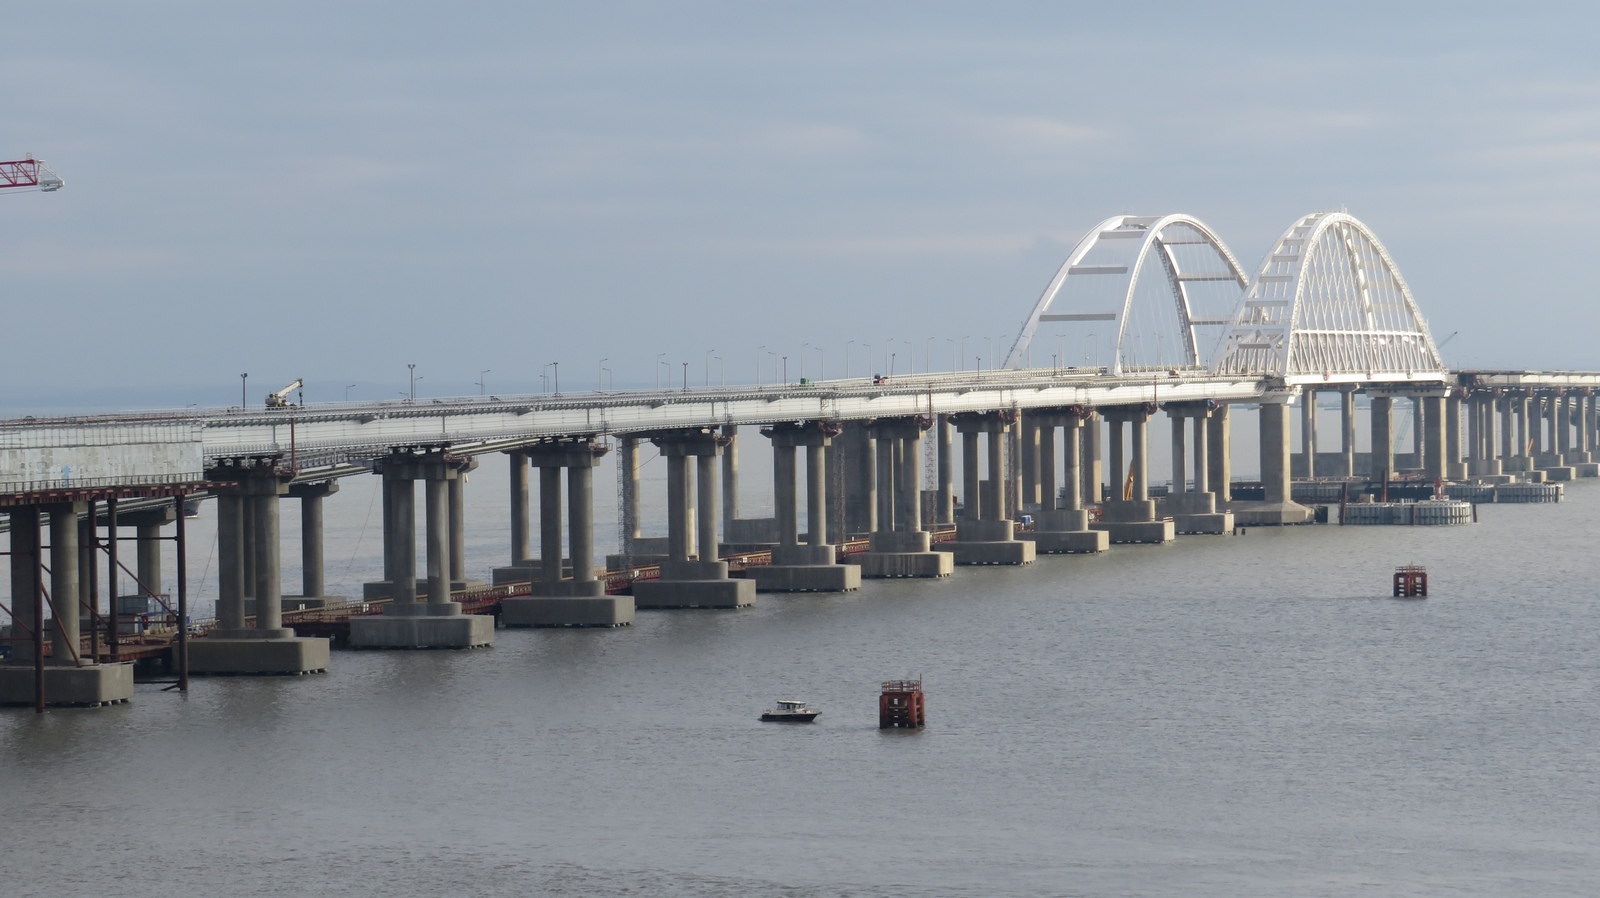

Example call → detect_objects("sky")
4 1 1600 409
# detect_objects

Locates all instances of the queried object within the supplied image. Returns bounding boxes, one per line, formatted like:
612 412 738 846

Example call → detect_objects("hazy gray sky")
5 2 1599 405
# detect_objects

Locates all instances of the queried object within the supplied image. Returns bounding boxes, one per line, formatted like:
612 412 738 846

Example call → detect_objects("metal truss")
1211 212 1444 379
1003 214 1250 374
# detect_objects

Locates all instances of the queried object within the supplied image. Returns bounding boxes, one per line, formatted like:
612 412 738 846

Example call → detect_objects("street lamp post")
813 345 824 380
705 349 716 387
407 363 416 401
597 358 608 392
345 383 356 402
478 369 492 396
656 353 666 389
756 345 766 387
714 356 724 386
845 340 854 379
681 361 689 392
947 338 956 372
961 336 970 372
800 343 810 380
781 356 788 383
240 373 248 408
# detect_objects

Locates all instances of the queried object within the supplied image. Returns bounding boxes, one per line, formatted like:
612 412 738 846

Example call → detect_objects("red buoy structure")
1393 565 1428 597
879 678 926 729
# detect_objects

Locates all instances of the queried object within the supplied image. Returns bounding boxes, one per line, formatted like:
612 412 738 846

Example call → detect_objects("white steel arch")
1003 214 1250 373
1211 212 1444 380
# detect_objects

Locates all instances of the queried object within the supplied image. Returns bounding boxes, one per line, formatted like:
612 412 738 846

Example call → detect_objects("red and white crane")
0 155 64 193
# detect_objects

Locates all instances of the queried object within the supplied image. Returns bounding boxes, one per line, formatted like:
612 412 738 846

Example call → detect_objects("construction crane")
0 155 64 193
266 379 304 408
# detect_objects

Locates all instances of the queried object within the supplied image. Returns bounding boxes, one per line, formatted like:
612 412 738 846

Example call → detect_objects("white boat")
760 699 819 723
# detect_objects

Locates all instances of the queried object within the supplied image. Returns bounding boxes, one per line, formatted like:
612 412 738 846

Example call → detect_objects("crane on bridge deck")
266 378 304 408
0 155 64 193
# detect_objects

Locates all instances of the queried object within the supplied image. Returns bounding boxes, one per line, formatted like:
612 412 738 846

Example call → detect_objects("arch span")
1211 212 1444 379
1003 214 1250 374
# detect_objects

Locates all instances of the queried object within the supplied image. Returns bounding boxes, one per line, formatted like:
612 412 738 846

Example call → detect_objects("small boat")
760 699 820 723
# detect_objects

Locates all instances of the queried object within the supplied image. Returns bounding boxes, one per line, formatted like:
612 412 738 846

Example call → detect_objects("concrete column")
667 454 690 562
1008 419 1023 519
1260 403 1291 505
1467 396 1482 464
1020 416 1039 509
896 435 921 532
774 444 799 546
1130 411 1149 503
1422 395 1445 479
540 465 562 584
721 424 739 538
1084 414 1103 504
1339 389 1356 477
1410 399 1423 467
1370 396 1393 480
448 473 466 582
876 432 896 532
1499 396 1513 460
251 492 283 631
301 492 325 598
859 427 877 535
1582 393 1594 455
77 514 96 642
136 520 162 599
1063 418 1084 510
1192 414 1209 494
568 463 595 583
807 443 827 545
1521 394 1535 456
509 451 531 563
697 454 719 563
936 415 954 524
1169 410 1186 492
986 430 1005 520
216 494 245 631
48 503 82 665
1208 406 1231 502
1446 394 1463 476
826 442 846 542
9 507 39 665
618 439 640 544
1107 417 1125 501
962 430 980 522
1039 422 1057 510
1301 389 1317 479
424 476 450 606
382 475 415 601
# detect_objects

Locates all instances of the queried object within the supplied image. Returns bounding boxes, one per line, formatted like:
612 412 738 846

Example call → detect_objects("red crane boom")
0 155 64 192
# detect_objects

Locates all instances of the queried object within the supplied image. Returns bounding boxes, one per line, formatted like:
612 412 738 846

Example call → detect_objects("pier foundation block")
0 663 135 707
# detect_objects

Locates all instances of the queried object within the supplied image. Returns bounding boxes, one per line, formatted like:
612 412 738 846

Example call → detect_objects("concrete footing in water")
189 635 330 674
348 603 495 648
850 531 954 578
0 663 135 707
632 561 756 609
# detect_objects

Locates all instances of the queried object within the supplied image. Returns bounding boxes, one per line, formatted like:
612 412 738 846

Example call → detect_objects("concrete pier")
1021 409 1108 553
1233 400 1313 525
350 452 494 648
632 429 756 608
1164 404 1232 535
750 423 861 592
189 466 332 673
502 438 633 626
947 413 1036 563
1 503 137 706
853 417 954 577
1093 406 1174 543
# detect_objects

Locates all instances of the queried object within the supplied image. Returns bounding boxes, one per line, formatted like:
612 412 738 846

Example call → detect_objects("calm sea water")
3 474 1599 896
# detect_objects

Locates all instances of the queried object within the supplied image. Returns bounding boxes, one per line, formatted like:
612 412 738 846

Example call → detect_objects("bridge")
4 210 1595 709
